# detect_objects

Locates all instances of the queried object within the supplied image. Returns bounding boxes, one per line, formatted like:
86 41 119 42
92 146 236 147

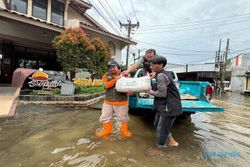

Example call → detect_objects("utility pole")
221 38 230 93
132 53 136 64
120 20 139 69
215 39 222 94
132 49 141 64
138 49 141 59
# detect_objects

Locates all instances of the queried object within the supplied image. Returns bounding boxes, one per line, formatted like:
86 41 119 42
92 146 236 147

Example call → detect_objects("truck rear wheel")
177 113 194 121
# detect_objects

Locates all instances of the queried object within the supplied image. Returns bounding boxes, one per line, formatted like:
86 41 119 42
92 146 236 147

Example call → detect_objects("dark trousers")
154 113 176 148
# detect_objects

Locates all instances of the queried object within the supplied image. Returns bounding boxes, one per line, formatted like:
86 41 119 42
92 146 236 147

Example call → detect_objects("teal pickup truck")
129 69 224 116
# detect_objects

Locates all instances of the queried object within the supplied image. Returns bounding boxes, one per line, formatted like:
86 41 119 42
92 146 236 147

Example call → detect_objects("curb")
19 95 105 109
18 91 105 109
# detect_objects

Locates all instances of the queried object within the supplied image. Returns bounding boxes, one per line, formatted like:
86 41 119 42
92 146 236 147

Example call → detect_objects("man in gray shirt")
123 49 179 147
122 49 156 76
145 56 182 157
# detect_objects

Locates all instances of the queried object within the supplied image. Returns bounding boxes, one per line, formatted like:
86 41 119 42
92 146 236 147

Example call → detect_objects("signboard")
24 70 64 90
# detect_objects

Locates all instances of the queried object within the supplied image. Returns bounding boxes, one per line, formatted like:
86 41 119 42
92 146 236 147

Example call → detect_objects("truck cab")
129 69 224 116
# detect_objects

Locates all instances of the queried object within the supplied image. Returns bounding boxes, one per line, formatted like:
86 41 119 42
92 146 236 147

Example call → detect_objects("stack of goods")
73 78 105 94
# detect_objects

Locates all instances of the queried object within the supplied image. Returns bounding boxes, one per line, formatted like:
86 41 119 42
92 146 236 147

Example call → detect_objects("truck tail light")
206 85 213 95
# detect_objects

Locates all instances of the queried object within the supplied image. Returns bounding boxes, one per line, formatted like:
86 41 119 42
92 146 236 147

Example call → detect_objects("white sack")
115 76 151 92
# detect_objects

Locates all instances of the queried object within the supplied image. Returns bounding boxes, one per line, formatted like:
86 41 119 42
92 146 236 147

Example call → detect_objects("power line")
104 0 121 23
139 16 250 31
140 12 250 29
135 25 250 42
137 17 250 34
96 0 125 36
158 51 213 57
88 0 122 35
120 20 140 68
102 0 127 36
136 39 215 53
118 0 129 20
97 0 118 24
231 47 250 54
140 15 250 30
129 0 138 21
232 38 250 46
185 56 215 64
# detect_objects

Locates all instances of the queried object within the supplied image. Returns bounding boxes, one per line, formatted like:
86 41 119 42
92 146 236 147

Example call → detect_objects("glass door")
0 43 2 82
1 43 13 83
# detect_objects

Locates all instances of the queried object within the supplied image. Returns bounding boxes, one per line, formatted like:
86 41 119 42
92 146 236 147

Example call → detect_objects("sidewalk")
0 87 20 118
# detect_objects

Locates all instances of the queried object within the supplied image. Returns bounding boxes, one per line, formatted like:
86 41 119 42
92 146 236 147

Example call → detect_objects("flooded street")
0 92 249 167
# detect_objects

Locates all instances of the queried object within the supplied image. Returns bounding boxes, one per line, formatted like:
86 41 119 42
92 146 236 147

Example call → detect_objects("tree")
53 28 112 80
89 38 111 78
52 28 94 80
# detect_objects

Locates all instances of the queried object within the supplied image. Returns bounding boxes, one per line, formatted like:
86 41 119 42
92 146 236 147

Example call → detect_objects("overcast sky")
86 0 250 65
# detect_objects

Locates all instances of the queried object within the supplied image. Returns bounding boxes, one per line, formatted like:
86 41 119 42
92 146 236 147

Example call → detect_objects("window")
32 0 48 20
13 46 26 69
0 44 2 75
10 0 28 14
51 0 64 25
16 58 25 68
25 60 37 69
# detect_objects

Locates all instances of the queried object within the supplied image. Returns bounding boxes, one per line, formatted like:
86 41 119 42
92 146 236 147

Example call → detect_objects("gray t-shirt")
135 56 144 66
150 72 171 98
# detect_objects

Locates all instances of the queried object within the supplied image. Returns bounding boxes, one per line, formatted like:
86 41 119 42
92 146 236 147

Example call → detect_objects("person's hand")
145 89 154 94
150 72 156 79
115 75 122 80
122 70 129 76
127 89 134 96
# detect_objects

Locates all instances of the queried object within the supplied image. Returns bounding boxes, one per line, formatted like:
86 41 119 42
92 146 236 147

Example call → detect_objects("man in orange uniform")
96 60 132 138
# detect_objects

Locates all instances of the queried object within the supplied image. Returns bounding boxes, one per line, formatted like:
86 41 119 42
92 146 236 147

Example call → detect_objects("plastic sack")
115 76 151 92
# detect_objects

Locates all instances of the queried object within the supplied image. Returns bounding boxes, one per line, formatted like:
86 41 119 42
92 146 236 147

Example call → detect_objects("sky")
86 0 250 65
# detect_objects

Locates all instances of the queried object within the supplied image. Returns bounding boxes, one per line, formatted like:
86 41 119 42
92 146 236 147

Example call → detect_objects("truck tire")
129 107 138 115
177 113 194 121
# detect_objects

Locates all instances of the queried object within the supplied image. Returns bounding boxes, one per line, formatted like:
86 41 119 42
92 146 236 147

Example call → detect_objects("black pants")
154 113 176 148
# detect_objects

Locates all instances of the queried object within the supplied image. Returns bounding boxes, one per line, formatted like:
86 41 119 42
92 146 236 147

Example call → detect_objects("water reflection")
0 92 249 166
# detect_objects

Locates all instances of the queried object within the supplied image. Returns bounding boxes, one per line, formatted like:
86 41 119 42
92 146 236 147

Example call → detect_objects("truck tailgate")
133 98 224 112
182 100 224 112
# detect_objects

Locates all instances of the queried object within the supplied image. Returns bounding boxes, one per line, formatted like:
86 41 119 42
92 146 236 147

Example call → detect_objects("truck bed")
130 96 224 112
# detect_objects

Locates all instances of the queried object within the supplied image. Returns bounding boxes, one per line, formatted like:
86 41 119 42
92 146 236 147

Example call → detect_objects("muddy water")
0 92 249 167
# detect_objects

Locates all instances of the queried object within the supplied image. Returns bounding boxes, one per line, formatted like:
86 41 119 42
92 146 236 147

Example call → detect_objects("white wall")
67 7 93 26
0 0 6 9
83 30 124 63
0 19 59 46
166 63 217 73
230 67 249 91
231 76 246 91
242 53 250 67
188 63 217 72
166 65 186 73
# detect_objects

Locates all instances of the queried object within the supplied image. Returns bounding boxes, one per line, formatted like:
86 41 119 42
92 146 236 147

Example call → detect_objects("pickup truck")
128 69 224 117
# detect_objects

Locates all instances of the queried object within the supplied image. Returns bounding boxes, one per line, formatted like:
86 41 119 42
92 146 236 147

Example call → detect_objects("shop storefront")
0 0 135 84
0 42 61 83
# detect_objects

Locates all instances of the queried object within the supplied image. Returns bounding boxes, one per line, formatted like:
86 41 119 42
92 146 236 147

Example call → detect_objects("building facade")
229 53 250 92
0 0 135 83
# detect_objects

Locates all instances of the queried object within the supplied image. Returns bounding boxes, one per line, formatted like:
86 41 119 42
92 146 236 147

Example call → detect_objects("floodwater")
0 92 249 167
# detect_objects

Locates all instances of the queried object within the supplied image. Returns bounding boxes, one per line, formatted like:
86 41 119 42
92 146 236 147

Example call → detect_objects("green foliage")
30 90 39 95
52 28 112 80
53 28 94 75
88 38 111 78
53 88 61 95
74 85 105 95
